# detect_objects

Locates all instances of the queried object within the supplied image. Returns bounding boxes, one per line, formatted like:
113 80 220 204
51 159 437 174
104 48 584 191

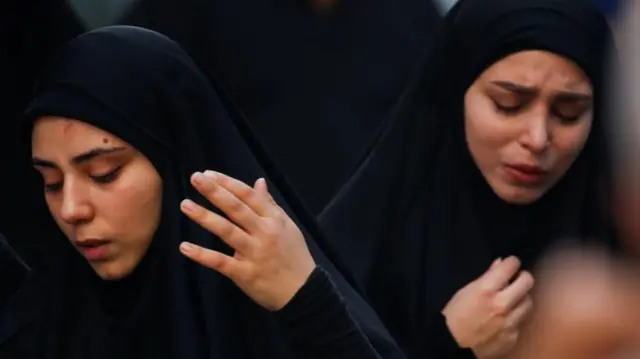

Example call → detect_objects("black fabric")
0 26 404 359
0 0 85 262
117 0 442 215
318 0 617 357
0 234 29 309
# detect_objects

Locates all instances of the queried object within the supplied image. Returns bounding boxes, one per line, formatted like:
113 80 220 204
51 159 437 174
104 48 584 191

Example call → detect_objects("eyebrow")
32 146 126 168
490 81 593 102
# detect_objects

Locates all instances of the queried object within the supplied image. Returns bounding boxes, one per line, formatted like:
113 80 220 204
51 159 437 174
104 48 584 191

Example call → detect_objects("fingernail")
181 199 197 212
192 172 205 185
203 170 218 180
180 242 196 254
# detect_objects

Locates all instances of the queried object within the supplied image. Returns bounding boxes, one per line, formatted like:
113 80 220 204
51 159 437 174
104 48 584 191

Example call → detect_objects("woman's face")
31 116 162 280
464 50 594 204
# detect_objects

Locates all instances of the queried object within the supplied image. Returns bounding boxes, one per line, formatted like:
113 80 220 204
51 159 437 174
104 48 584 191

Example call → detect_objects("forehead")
480 50 592 92
31 116 125 155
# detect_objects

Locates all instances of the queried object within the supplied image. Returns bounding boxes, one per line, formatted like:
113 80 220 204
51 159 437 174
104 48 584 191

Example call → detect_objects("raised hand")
179 170 316 311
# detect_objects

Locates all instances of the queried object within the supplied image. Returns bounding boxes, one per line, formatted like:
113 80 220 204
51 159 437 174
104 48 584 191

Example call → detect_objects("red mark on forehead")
103 137 109 144
60 119 82 136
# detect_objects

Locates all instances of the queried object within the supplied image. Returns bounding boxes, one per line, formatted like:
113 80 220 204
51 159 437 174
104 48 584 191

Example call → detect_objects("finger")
505 296 534 328
481 256 521 292
181 199 254 252
256 178 281 209
490 257 503 270
180 241 243 280
191 172 261 233
205 171 274 217
254 178 275 204
496 271 535 309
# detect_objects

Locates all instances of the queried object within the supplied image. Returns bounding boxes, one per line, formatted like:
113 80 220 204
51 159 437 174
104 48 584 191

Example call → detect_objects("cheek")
464 98 514 162
553 119 592 163
107 180 162 247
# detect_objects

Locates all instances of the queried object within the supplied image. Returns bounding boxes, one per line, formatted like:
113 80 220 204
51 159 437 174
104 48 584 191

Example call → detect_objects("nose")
520 110 550 154
59 179 94 225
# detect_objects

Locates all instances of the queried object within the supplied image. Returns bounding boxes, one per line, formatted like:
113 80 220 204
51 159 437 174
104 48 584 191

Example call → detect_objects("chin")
493 185 545 205
91 262 134 281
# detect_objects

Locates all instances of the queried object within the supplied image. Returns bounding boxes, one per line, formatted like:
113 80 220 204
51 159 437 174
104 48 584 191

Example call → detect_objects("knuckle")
215 256 229 272
490 299 509 316
228 198 245 213
236 185 254 200
218 220 235 237
260 221 280 241
477 280 495 294
520 271 535 287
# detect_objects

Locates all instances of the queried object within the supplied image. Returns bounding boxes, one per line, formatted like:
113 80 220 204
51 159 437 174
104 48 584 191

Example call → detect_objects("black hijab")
0 26 402 359
0 0 84 262
318 0 616 357
117 0 442 215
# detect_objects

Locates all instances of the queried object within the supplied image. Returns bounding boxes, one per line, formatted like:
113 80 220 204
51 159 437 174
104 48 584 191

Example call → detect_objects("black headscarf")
0 0 84 262
117 0 442 215
318 0 616 357
0 26 403 359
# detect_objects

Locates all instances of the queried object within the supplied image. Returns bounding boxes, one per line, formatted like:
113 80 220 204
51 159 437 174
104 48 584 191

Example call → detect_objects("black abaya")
0 0 85 262
0 26 404 359
117 0 442 215
318 0 617 357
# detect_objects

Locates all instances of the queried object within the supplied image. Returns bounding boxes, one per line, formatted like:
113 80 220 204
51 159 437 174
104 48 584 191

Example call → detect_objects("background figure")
592 0 623 18
610 0 640 254
117 0 442 215
0 0 84 262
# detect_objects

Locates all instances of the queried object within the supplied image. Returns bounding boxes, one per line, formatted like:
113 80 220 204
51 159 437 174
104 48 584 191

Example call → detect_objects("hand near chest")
442 256 534 359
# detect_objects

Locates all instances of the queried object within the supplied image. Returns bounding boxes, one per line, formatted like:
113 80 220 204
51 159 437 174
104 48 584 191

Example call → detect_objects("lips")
75 239 111 261
505 164 548 185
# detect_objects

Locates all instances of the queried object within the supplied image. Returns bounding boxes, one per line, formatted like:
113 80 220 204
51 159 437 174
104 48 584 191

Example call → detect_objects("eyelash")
44 167 123 193
494 103 522 114
91 166 122 184
494 102 581 123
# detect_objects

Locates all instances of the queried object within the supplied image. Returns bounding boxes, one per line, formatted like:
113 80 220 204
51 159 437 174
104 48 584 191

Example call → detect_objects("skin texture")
465 50 594 204
31 116 163 280
443 256 534 359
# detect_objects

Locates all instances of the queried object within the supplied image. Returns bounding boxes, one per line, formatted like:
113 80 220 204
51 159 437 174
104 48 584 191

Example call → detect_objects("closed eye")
91 166 122 184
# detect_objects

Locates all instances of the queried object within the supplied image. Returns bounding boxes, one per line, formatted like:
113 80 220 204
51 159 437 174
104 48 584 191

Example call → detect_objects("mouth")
74 239 111 261
504 164 548 185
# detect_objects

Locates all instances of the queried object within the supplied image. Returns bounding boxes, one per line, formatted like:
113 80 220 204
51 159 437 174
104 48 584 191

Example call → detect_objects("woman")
0 26 404 359
318 0 617 358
